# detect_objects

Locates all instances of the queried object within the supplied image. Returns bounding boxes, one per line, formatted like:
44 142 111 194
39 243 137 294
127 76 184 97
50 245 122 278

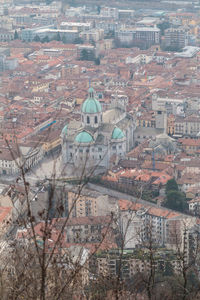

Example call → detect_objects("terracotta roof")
0 207 12 223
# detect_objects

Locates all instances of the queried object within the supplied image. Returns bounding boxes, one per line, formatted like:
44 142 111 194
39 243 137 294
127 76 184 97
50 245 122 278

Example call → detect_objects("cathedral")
61 87 136 172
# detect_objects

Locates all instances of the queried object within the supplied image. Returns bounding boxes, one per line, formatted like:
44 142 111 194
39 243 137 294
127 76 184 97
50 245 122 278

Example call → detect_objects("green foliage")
97 5 101 14
33 35 40 42
55 33 61 41
73 37 84 44
41 36 49 43
165 178 187 212
62 36 67 44
94 57 100 65
80 49 95 61
157 21 170 35
14 30 19 40
166 178 178 194
165 190 187 212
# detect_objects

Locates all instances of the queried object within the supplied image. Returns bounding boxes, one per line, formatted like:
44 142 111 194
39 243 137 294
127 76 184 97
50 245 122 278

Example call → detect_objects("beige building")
175 114 200 137
68 189 118 218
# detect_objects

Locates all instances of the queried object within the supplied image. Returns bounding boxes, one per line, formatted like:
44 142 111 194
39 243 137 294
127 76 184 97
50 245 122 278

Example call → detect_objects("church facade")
61 88 136 171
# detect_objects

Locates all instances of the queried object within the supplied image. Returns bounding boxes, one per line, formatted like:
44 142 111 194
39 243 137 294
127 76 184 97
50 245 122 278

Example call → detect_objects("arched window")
87 116 90 124
95 116 98 124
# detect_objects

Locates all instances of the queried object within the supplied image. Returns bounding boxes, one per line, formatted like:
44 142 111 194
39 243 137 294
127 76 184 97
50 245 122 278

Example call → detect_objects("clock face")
176 104 185 116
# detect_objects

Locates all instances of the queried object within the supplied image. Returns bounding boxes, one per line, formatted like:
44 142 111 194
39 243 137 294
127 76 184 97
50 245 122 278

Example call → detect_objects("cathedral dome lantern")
81 87 102 128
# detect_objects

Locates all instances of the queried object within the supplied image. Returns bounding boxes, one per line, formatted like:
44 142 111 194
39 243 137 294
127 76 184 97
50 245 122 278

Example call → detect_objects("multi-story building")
95 249 182 280
164 27 188 49
60 22 93 32
118 199 196 254
67 190 117 218
174 114 200 137
54 216 115 244
100 7 119 19
80 29 104 43
116 27 160 47
0 29 14 42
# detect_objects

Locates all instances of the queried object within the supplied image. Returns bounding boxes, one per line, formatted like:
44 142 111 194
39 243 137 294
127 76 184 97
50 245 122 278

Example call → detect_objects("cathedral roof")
82 87 102 114
75 131 94 144
61 124 68 136
112 127 125 139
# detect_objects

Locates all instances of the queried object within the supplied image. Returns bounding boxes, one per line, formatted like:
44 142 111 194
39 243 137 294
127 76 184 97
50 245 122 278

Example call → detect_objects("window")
95 116 98 124
112 146 116 150
87 116 90 124
98 147 102 152
79 149 83 153
86 149 89 153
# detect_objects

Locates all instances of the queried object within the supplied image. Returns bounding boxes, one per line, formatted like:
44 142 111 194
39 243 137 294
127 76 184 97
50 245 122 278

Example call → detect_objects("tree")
157 21 170 36
166 178 178 194
94 57 100 65
97 5 101 14
33 35 41 42
61 36 67 44
41 36 49 43
80 49 89 61
55 33 61 42
73 37 84 44
165 190 187 212
14 30 19 40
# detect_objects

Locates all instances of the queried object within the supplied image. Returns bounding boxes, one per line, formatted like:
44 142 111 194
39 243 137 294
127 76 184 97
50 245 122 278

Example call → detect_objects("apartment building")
68 190 117 218
54 216 115 244
174 114 200 137
116 27 160 47
164 27 188 49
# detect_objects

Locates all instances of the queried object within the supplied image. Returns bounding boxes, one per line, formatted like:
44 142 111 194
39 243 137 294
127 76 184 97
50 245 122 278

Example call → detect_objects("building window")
87 116 90 124
98 147 102 152
95 116 98 124
112 146 116 150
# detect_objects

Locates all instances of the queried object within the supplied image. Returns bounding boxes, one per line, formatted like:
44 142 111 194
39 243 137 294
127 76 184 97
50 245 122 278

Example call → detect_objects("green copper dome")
61 124 68 135
75 131 93 143
112 127 125 139
82 87 102 114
